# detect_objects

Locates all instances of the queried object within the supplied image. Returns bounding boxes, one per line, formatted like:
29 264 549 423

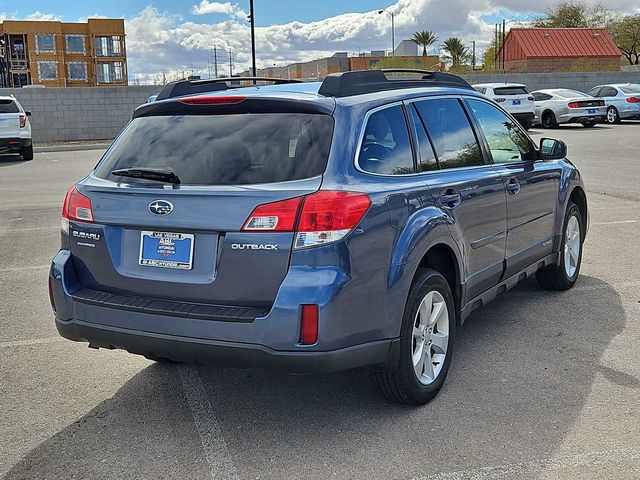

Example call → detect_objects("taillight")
568 102 580 108
61 186 94 234
597 100 605 106
495 97 506 103
242 190 371 249
178 95 247 105
19 114 27 128
626 97 640 103
243 197 303 231
300 304 319 345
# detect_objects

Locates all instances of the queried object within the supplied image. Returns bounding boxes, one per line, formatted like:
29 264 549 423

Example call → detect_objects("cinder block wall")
461 71 640 93
1 86 159 143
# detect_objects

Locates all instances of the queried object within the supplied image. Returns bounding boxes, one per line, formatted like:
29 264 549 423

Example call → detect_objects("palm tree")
411 30 439 56
441 37 469 67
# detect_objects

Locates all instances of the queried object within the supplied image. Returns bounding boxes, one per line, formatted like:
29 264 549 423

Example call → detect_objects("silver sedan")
531 89 605 128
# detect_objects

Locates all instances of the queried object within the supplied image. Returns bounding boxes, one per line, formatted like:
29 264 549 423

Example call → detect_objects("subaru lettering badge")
148 200 174 216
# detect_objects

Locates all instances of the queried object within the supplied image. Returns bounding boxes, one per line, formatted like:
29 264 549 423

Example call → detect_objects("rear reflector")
178 95 247 105
62 186 94 233
300 304 319 345
626 97 640 103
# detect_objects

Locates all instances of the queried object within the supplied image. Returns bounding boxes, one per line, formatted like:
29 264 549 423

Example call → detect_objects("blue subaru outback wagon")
50 70 588 405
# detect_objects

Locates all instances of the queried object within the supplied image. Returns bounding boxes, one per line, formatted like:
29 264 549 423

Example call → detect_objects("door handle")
440 191 462 208
506 179 521 195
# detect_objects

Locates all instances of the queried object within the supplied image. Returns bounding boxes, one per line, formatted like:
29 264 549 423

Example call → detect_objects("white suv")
0 95 33 160
472 83 535 130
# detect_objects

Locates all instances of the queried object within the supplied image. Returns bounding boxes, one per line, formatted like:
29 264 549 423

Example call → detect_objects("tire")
20 144 34 161
581 121 596 128
606 107 620 124
541 111 558 129
536 202 583 291
374 268 455 405
520 120 532 131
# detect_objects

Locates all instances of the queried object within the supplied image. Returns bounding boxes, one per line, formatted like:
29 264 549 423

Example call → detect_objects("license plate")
587 109 596 114
512 99 521 105
139 231 194 270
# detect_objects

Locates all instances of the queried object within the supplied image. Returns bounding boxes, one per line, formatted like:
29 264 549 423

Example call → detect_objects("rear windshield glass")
554 89 588 98
620 85 640 94
94 114 334 185
493 86 528 96
0 99 19 113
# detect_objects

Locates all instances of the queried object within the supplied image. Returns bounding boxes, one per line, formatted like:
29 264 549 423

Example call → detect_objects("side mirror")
25 111 32 117
540 138 567 160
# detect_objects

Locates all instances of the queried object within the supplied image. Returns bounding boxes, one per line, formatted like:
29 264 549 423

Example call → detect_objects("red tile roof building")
497 28 622 72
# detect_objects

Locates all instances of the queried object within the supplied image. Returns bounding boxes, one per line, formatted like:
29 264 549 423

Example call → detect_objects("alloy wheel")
607 108 618 123
564 215 581 278
412 290 449 385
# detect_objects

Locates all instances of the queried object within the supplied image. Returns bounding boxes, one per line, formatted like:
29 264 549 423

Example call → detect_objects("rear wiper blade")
111 167 181 184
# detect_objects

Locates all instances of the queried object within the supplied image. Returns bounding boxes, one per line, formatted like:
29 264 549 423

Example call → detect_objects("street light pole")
249 0 257 80
378 9 395 57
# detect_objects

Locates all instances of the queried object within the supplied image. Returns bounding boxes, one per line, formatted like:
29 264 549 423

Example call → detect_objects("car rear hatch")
493 86 534 113
0 99 21 137
566 98 605 115
66 94 335 309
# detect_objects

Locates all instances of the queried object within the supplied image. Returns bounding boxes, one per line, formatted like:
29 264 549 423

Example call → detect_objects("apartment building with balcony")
0 18 127 87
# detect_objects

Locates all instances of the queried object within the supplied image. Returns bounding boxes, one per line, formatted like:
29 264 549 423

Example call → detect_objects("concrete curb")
34 143 111 153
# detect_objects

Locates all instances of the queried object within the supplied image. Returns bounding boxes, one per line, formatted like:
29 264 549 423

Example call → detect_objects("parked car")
587 83 640 123
50 70 588 405
531 89 605 128
0 95 33 160
472 83 535 130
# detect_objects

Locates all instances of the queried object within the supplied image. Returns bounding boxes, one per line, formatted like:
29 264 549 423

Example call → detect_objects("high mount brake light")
178 95 247 105
61 186 94 234
242 191 371 249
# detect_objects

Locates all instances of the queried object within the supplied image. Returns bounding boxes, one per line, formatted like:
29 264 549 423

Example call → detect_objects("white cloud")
124 0 637 84
26 11 62 21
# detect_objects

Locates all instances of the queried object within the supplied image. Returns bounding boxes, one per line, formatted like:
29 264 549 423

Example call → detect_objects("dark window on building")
97 62 124 83
358 105 415 175
95 36 123 57
36 34 55 53
37 61 57 81
66 35 85 54
68 62 87 81
414 98 483 170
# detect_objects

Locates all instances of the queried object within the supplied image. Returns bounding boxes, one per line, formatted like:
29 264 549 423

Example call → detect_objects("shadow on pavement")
0 154 28 167
3 276 629 480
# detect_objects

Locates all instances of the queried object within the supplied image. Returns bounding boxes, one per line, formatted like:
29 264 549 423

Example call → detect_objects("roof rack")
318 69 473 98
156 77 304 101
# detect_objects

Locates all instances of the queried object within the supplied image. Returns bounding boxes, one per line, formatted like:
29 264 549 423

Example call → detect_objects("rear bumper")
55 318 398 373
50 249 399 373
0 137 30 151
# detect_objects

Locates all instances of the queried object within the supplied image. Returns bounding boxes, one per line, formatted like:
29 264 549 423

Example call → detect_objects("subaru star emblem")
148 200 173 216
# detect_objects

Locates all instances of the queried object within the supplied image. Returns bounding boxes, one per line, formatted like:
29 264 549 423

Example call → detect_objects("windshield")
554 89 589 98
94 114 334 186
620 85 640 94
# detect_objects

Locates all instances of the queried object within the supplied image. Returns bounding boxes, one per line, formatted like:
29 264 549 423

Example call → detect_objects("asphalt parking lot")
1 122 639 480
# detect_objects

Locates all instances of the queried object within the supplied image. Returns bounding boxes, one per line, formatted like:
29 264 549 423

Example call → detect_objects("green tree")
411 30 439 56
441 37 469 68
609 15 640 65
534 1 611 28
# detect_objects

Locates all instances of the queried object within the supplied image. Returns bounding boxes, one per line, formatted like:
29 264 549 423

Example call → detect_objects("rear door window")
94 114 334 185
493 86 529 96
358 105 415 175
0 100 19 113
408 105 438 172
414 98 483 170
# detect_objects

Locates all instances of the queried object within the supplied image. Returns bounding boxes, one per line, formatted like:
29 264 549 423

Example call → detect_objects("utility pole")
229 48 233 77
472 40 476 71
502 19 506 71
378 10 395 57
213 45 218 78
249 0 257 79
495 24 498 70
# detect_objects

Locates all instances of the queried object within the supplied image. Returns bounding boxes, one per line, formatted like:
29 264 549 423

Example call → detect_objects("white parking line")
0 337 64 348
592 220 638 225
178 365 238 480
0 265 50 273
0 226 59 233
414 447 640 480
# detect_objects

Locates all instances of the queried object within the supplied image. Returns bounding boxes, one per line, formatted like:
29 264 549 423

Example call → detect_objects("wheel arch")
414 243 462 317
568 185 588 238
